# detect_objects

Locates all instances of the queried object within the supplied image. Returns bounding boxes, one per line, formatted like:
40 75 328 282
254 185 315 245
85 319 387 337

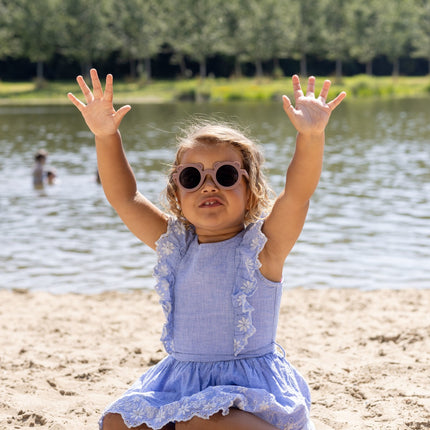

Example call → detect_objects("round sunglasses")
173 161 249 192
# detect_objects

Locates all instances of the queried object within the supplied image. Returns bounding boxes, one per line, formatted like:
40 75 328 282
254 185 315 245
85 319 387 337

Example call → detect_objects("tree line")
1 0 429 82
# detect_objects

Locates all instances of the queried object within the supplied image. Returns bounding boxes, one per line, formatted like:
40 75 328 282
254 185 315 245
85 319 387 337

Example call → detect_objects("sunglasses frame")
173 161 249 192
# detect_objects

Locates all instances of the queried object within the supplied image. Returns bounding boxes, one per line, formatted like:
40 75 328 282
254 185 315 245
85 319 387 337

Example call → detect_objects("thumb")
282 95 296 120
115 105 131 126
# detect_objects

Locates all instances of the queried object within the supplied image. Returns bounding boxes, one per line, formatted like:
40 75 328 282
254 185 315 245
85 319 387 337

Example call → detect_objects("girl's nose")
201 174 218 191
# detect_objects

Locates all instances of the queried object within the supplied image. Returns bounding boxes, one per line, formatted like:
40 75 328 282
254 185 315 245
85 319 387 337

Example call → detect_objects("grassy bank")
0 75 429 105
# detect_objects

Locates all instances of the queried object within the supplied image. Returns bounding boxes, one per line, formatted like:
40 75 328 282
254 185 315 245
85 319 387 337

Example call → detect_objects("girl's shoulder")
241 218 268 258
155 217 195 255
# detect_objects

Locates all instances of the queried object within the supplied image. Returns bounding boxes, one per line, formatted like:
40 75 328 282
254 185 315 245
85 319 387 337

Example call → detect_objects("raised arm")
260 75 346 281
67 69 168 249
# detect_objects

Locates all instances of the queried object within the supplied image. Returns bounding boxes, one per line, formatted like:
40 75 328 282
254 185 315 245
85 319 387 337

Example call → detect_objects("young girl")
68 69 345 430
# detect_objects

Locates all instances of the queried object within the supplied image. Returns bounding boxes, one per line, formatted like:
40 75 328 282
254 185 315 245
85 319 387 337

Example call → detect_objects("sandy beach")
1 288 429 430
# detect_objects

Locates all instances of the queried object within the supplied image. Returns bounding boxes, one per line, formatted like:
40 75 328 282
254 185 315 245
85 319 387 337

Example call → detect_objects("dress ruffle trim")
153 218 191 354
101 385 310 430
232 219 267 355
153 218 267 356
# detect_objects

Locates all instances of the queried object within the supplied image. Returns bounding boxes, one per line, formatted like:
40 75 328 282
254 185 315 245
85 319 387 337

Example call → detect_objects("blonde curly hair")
164 121 274 226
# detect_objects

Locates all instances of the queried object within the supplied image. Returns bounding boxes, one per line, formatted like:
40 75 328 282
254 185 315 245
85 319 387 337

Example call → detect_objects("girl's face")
176 143 250 243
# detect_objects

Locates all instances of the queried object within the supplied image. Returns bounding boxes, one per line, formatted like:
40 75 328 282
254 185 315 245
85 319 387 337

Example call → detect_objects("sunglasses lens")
216 164 239 187
179 167 201 189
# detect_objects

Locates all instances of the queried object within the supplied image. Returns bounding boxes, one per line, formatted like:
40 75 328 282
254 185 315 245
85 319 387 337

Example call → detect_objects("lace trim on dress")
232 219 267 355
102 384 310 430
153 218 190 354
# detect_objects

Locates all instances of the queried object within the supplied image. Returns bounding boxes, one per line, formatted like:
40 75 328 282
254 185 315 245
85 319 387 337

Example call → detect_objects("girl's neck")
196 225 245 244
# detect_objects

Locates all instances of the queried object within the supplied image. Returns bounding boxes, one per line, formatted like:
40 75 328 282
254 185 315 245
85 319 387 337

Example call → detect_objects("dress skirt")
99 352 315 430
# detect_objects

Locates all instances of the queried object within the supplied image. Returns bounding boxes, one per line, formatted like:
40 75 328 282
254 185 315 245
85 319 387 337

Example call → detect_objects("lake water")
1 98 429 293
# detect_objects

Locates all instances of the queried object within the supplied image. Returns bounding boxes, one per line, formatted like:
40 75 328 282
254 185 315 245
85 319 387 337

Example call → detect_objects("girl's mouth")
199 198 222 208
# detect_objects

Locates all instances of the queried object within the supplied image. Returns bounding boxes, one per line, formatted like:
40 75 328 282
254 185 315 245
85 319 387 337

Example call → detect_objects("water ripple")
1 100 429 293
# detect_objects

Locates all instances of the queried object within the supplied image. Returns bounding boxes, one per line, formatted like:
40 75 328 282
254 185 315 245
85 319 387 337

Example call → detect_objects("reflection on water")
1 99 429 293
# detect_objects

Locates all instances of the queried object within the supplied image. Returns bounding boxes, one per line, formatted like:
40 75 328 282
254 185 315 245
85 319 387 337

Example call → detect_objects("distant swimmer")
46 168 57 185
32 149 57 188
32 149 48 188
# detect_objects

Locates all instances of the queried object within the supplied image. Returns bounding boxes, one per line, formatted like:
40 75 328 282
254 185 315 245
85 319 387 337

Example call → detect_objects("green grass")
0 75 429 105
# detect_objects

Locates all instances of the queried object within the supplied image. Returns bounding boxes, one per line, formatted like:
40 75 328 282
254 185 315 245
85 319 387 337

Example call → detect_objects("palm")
81 98 121 136
292 97 332 134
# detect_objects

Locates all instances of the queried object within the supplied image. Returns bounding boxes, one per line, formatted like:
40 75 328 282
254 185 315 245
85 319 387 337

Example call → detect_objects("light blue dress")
99 218 314 430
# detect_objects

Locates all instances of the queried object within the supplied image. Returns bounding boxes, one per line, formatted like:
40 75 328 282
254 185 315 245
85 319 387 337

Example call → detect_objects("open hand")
67 69 131 137
282 75 346 135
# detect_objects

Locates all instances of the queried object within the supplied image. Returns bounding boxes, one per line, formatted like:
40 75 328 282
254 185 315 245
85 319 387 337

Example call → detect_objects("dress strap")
153 218 193 354
232 219 267 356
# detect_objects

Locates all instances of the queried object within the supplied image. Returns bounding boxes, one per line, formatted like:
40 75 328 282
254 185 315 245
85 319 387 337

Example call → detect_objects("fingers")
76 75 93 104
69 69 120 108
317 79 347 110
90 68 103 99
282 76 346 128
104 74 114 102
306 76 315 96
318 79 331 103
292 75 319 99
291 74 304 100
74 69 106 103
290 75 346 111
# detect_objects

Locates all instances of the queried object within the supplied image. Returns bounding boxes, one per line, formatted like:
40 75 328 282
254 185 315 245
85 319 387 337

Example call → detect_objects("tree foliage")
1 0 429 80
11 0 61 82
411 0 430 72
378 0 417 76
347 0 384 75
111 0 165 80
0 0 21 59
59 0 117 77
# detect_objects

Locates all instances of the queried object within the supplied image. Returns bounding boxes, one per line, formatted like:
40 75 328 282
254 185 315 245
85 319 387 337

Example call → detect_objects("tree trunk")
199 59 206 80
365 60 373 76
35 61 44 89
392 57 400 77
300 54 307 77
255 59 263 78
335 58 342 83
234 57 242 78
178 54 187 78
137 60 143 78
273 57 282 78
145 57 152 82
36 61 44 81
129 58 136 79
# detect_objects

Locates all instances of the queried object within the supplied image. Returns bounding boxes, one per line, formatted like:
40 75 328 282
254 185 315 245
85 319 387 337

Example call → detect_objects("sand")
1 288 429 430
